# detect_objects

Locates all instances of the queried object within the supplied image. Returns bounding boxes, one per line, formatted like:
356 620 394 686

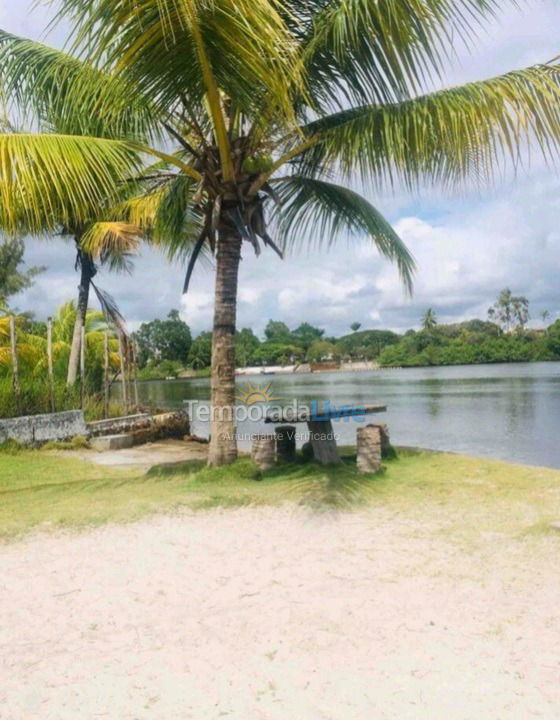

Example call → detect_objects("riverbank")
1 447 560 718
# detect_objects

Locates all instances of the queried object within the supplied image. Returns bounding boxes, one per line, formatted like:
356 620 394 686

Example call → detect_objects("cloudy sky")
2 0 560 336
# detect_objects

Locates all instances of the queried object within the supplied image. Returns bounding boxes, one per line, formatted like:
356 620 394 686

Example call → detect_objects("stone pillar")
357 424 382 474
275 425 296 463
307 419 341 465
251 434 276 470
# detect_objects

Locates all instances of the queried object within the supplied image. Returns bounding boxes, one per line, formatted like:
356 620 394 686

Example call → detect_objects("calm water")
129 362 560 469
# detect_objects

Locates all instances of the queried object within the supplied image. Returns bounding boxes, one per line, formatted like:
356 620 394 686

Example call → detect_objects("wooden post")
103 331 110 419
80 324 86 409
47 316 55 413
131 341 140 410
119 332 128 412
9 315 20 416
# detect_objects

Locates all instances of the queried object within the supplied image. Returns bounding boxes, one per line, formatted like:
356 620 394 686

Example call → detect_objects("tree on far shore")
488 289 529 332
422 308 438 331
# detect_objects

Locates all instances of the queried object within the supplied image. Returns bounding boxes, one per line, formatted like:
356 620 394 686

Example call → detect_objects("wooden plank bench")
264 403 387 465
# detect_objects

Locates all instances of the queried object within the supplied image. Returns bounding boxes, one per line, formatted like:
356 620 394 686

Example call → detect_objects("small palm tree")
3 4 560 463
422 308 438 331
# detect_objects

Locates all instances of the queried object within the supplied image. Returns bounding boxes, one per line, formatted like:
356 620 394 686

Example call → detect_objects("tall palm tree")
64 223 141 385
422 308 438 331
2 3 560 464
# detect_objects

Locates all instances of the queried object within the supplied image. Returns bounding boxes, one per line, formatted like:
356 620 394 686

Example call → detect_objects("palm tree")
422 308 438 331
488 288 529 332
64 223 142 385
0 302 121 380
2 5 560 464
0 115 143 386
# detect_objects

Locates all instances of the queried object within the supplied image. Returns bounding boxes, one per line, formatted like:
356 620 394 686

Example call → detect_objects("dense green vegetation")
135 310 192 370
381 291 559 367
0 303 125 419
379 320 560 367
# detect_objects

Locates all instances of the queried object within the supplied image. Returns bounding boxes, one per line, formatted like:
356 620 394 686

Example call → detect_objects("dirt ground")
64 438 209 472
1 505 559 719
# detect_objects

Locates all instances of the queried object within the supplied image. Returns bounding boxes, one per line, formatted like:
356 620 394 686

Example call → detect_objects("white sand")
1 506 559 719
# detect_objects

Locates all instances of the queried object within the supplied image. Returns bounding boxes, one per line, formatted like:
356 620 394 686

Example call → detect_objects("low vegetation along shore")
1 444 559 541
132 291 560 381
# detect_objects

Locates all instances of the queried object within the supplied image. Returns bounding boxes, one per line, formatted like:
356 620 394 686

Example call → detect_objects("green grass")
0 445 560 542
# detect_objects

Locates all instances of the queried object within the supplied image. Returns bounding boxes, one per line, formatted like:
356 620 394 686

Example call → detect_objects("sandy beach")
1 504 559 719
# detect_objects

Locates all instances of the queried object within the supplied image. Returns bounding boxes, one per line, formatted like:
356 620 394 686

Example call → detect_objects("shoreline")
146 358 560 381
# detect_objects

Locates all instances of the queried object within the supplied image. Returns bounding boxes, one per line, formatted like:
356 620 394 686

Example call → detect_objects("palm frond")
297 0 513 108
0 30 158 141
115 174 205 263
272 176 415 292
80 222 143 273
90 282 128 337
297 63 560 187
55 0 303 128
0 133 141 234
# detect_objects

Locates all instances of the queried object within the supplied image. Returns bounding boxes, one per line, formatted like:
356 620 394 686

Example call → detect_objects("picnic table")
265 403 387 465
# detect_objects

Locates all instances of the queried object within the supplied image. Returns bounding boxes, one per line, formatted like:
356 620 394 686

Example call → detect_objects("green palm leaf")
298 0 514 107
297 63 560 187
0 30 157 140
55 0 303 124
0 133 141 234
272 176 415 292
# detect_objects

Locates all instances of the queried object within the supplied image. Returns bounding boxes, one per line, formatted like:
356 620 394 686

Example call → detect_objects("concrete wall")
0 410 88 446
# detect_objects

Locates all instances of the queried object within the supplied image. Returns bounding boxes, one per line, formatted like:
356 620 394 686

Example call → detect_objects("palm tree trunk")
208 230 242 467
67 250 96 386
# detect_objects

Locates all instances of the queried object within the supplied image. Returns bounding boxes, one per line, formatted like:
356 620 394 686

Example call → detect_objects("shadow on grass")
146 459 206 479
147 452 390 511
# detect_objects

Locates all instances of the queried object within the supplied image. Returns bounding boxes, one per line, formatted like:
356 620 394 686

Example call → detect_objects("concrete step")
90 434 134 452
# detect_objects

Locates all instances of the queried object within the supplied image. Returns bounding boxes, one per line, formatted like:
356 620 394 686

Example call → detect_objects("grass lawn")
1 446 560 541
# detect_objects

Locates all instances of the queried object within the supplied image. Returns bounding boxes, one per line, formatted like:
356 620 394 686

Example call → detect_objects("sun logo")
236 381 281 406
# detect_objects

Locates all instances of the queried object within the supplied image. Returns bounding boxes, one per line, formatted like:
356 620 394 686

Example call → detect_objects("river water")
129 362 560 469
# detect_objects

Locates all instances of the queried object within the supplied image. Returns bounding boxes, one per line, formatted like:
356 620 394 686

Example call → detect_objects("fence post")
9 315 21 416
119 332 128 412
47 316 55 413
80 324 86 409
131 341 140 410
103 331 110 419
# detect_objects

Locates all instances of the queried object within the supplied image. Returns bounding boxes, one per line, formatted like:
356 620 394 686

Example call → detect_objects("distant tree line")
133 290 560 377
134 315 404 377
